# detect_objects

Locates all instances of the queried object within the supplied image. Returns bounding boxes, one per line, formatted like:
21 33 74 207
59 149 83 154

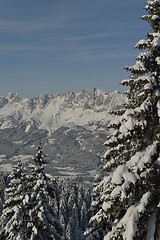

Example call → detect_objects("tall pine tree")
85 0 160 239
58 180 91 240
26 142 63 240
0 160 28 240
0 144 64 240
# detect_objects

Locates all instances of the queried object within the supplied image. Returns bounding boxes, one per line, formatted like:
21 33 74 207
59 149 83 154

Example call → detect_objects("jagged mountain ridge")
0 88 125 134
0 89 126 180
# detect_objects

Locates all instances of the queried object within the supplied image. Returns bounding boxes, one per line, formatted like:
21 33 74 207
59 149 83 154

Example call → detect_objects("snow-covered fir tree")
0 144 64 240
66 203 80 240
34 142 46 166
58 180 91 240
85 0 160 239
0 173 5 215
26 142 63 240
0 160 28 240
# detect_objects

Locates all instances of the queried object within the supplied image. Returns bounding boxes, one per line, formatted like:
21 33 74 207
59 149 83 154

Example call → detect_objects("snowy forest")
1 0 160 239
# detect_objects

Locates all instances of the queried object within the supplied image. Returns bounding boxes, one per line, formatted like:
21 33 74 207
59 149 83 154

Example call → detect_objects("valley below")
0 88 125 184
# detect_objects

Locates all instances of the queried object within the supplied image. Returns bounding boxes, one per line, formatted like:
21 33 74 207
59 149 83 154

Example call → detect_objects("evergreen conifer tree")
0 160 28 240
66 203 80 240
0 144 64 240
80 201 88 233
26 142 63 240
85 0 160 239
58 180 91 240
0 173 5 215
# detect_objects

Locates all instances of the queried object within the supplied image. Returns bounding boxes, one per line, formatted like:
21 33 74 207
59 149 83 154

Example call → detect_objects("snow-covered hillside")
0 89 125 135
0 89 126 179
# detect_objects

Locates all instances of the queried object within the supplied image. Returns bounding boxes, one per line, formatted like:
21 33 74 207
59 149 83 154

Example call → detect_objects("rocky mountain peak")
0 89 126 134
6 92 22 103
0 88 126 178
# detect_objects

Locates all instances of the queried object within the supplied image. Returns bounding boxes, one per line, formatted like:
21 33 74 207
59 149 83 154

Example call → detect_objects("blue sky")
0 0 148 97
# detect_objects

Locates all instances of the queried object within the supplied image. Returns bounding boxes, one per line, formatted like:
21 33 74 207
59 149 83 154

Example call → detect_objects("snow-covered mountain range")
0 89 126 181
0 88 125 133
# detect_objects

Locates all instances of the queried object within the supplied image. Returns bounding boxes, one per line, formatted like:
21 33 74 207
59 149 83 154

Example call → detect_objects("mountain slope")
0 89 126 180
0 89 125 133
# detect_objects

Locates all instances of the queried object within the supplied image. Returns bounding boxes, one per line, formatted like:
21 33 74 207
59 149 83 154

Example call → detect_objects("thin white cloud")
0 42 64 55
67 47 137 61
65 32 123 41
0 16 68 35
